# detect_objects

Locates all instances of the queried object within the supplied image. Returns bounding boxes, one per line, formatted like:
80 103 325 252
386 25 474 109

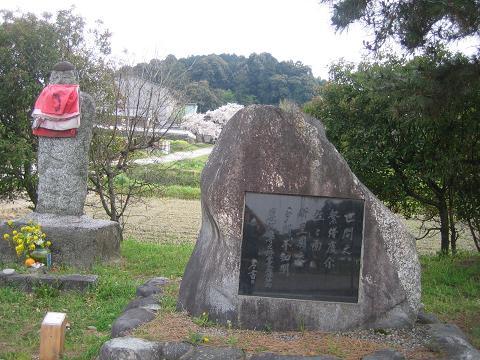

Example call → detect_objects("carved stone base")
0 212 121 269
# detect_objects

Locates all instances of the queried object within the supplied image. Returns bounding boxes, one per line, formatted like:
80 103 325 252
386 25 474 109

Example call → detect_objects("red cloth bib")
34 84 80 117
32 128 77 138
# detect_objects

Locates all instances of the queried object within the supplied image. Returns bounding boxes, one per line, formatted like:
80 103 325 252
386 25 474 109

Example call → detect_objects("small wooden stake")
39 312 67 360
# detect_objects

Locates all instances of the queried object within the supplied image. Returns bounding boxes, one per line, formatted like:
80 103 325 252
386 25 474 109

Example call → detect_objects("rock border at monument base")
111 277 167 338
0 213 121 269
102 276 480 360
99 322 480 360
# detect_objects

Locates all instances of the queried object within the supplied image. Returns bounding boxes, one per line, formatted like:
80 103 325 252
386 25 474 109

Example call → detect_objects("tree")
184 80 223 112
0 8 112 205
304 50 480 254
322 0 480 51
89 64 186 226
319 0 480 254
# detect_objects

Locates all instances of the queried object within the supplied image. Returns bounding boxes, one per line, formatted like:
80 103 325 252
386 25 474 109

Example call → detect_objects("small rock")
144 277 169 287
99 337 162 360
2 268 15 275
180 345 245 360
124 295 160 312
136 284 163 298
141 303 161 312
361 349 405 360
416 310 439 324
250 353 339 360
161 341 194 360
111 308 156 338
427 323 480 359
87 326 97 331
135 277 168 297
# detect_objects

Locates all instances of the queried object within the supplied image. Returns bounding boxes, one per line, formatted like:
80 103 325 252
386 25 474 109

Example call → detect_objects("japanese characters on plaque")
239 192 364 303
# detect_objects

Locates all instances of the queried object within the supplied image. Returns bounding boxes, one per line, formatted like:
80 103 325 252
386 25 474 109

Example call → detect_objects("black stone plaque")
238 192 364 303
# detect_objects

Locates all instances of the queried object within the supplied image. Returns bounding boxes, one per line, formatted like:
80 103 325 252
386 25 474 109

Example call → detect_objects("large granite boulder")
177 105 421 331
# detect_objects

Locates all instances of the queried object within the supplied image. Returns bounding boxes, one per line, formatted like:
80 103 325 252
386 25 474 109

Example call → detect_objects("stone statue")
35 61 95 216
0 62 120 268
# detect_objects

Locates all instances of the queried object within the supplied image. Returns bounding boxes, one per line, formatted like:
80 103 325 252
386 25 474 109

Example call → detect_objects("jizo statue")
35 61 95 216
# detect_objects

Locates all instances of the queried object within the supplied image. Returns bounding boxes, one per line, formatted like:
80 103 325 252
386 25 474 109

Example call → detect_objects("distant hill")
125 53 325 112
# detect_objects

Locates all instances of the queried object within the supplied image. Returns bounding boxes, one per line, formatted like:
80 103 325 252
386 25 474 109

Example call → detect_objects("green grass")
127 154 208 200
130 140 211 161
0 239 194 359
160 185 201 200
421 252 480 347
1 235 478 358
169 140 211 153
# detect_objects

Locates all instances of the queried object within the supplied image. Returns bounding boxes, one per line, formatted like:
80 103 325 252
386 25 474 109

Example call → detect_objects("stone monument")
0 62 121 269
177 105 421 331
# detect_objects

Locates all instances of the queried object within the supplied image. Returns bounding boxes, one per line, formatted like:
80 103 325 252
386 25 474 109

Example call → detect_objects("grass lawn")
128 155 208 200
421 252 480 348
0 237 478 359
0 239 194 359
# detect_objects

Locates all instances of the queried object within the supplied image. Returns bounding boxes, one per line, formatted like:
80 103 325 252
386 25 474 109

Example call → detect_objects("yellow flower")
7 220 13 226
29 244 35 251
46 241 52 247
12 230 17 235
3 233 10 240
41 233 46 238
33 235 39 241
202 337 209 343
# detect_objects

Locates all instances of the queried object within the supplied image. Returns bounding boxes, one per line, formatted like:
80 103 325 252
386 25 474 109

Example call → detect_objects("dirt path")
0 196 476 253
133 147 212 165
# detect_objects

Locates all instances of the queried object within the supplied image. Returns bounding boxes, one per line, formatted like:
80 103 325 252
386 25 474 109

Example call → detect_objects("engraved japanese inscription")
239 192 365 303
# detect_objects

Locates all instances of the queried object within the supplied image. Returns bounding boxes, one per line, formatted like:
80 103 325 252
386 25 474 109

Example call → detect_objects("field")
2 195 475 254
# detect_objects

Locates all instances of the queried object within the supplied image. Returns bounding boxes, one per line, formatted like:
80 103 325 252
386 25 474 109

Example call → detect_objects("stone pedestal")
0 213 121 269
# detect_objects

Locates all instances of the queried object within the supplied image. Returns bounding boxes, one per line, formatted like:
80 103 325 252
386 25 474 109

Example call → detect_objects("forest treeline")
124 53 324 112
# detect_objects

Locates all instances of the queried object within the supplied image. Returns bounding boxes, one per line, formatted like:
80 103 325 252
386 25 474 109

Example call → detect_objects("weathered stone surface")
36 64 95 216
250 353 339 360
111 308 156 338
361 349 405 360
124 295 160 312
99 337 162 360
180 345 244 360
0 272 97 292
178 105 421 331
0 213 121 268
416 310 440 325
136 277 168 297
427 323 480 359
161 341 194 359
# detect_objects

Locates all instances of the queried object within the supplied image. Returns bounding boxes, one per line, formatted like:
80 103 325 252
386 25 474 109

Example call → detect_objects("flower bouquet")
2 220 52 268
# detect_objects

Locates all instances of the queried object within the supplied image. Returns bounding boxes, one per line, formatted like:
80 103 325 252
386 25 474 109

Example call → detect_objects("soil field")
0 195 476 254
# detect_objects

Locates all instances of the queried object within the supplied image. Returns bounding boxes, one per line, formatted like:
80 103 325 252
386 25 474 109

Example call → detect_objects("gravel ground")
0 195 476 253
333 325 431 349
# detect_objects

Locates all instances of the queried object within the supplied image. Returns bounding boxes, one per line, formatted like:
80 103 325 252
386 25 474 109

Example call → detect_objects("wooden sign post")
40 312 67 360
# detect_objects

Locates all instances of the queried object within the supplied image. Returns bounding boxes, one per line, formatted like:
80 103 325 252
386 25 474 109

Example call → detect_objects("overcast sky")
2 0 377 78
